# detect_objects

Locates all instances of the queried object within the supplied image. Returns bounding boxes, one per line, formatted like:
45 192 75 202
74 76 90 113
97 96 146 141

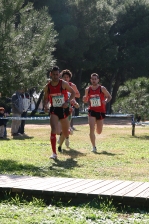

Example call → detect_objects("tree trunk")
109 72 121 113
106 73 115 114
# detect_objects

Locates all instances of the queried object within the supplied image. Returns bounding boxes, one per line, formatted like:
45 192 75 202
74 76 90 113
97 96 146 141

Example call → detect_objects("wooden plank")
12 178 75 190
1 174 149 207
0 175 40 185
90 180 124 195
125 182 149 198
66 180 104 193
136 186 149 199
11 177 62 187
112 182 143 197
55 179 95 193
100 181 133 196
10 177 51 188
0 175 31 184
44 178 89 192
78 180 114 194
1 179 40 188
28 178 76 190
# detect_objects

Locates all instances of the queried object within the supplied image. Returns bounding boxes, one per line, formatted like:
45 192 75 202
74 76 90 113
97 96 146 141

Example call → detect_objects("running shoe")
91 147 97 153
65 137 70 148
58 146 62 153
50 153 57 159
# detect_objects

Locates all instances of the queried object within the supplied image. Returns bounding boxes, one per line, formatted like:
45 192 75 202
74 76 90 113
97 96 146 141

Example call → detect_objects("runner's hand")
62 102 69 108
83 96 88 103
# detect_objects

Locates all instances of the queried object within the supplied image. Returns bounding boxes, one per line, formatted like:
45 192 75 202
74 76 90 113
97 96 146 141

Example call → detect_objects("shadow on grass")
62 148 86 158
51 157 81 170
97 151 117 156
12 136 34 140
0 159 79 178
119 135 149 140
0 138 11 141
49 148 84 173
62 148 116 157
132 135 149 140
0 159 41 174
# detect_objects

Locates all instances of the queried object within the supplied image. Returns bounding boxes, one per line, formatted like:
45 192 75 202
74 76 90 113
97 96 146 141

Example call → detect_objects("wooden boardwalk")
0 174 149 208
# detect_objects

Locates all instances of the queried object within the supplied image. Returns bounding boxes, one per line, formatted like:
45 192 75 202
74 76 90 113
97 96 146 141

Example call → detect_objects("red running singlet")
88 85 106 113
48 79 68 107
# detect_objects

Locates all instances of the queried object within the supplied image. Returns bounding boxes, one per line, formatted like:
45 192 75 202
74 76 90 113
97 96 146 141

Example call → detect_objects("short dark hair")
91 73 99 79
51 66 60 72
61 69 72 79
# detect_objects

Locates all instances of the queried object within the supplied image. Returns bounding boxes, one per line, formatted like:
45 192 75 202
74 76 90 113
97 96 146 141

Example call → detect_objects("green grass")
1 124 149 182
0 194 149 224
1 123 149 223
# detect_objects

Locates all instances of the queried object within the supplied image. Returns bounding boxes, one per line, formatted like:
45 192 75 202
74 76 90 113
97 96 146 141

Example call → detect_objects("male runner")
44 66 75 159
57 69 80 151
83 73 112 152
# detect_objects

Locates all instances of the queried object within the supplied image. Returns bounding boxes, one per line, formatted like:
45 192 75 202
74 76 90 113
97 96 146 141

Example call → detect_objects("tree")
0 0 57 96
24 0 149 114
45 0 116 97
112 77 149 119
0 0 23 95
25 0 120 102
109 0 149 109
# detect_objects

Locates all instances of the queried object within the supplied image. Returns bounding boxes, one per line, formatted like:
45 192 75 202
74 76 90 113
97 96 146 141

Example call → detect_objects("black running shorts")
88 110 105 120
50 106 70 120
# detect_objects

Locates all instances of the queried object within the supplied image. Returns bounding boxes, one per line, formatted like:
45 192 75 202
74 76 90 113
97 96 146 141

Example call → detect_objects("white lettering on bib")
52 95 65 107
90 95 101 107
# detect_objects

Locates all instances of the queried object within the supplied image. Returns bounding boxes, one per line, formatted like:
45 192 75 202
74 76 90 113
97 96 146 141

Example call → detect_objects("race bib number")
52 95 65 107
90 96 101 107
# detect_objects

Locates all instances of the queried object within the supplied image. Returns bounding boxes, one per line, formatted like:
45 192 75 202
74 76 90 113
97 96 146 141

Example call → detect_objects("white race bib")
52 95 65 107
90 96 101 107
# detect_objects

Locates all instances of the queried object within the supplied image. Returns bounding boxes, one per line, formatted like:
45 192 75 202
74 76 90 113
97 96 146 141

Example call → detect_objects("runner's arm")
62 81 75 108
71 83 80 98
101 86 112 104
82 87 89 103
63 81 75 102
43 84 49 112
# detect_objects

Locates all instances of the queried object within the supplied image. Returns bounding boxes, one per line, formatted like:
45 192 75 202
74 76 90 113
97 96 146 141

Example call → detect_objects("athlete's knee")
96 129 102 134
51 126 57 133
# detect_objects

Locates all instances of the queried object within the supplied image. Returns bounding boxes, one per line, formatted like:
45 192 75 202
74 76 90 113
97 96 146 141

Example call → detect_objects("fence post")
132 115 135 136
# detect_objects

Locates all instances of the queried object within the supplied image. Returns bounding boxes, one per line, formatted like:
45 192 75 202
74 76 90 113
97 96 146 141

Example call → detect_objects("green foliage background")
1 0 149 115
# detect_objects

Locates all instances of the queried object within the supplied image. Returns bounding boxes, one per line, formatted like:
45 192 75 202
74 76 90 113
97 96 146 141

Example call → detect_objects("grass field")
1 122 149 182
1 121 149 223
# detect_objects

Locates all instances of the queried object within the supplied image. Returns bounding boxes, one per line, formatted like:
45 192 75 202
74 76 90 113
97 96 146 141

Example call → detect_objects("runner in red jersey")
43 66 75 159
83 73 112 153
57 69 80 151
